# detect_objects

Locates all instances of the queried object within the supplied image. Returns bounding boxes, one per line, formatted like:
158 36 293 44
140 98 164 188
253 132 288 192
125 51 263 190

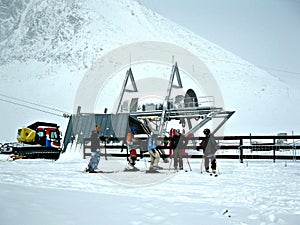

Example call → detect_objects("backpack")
203 135 218 156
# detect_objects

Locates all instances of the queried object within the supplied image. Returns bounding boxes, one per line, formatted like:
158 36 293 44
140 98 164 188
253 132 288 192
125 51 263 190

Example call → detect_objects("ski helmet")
203 128 210 135
130 126 137 133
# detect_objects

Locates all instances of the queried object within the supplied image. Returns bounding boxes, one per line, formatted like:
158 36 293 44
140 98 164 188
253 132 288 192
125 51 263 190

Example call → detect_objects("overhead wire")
0 93 68 114
0 93 71 118
200 56 300 75
142 45 300 75
139 44 300 75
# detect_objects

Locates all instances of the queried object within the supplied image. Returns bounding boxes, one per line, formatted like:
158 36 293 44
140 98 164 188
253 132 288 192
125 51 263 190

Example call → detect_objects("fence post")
104 139 107 160
83 138 87 159
239 139 243 163
273 146 276 163
292 131 296 161
83 143 86 159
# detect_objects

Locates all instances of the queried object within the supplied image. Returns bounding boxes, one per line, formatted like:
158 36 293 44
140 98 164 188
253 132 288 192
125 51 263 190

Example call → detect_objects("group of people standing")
146 128 187 171
86 124 218 173
141 127 218 173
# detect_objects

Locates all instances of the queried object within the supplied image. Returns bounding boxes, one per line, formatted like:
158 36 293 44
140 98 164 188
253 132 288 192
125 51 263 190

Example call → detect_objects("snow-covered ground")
1 150 299 225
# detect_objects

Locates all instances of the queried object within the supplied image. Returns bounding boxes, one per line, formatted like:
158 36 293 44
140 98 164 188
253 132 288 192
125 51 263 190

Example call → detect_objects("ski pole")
143 156 148 170
186 156 192 171
168 156 173 171
200 156 204 173
187 158 192 171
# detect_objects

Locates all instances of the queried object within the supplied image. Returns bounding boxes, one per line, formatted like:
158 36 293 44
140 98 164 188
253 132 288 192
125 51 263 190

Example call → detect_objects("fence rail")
82 135 300 162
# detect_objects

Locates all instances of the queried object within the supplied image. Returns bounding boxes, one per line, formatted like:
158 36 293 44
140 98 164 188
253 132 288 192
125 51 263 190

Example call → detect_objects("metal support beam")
211 111 235 135
159 62 183 133
116 68 138 113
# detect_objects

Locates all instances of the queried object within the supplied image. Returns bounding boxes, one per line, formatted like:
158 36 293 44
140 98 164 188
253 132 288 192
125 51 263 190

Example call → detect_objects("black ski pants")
204 156 216 171
173 149 183 169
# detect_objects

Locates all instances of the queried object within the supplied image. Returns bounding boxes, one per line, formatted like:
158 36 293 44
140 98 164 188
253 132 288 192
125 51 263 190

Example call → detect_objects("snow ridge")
0 0 90 68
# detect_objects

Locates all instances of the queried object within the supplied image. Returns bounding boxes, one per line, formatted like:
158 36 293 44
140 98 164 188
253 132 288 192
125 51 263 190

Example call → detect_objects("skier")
170 129 186 170
200 128 218 173
147 132 161 171
160 134 170 163
85 125 101 173
128 149 138 168
125 127 139 171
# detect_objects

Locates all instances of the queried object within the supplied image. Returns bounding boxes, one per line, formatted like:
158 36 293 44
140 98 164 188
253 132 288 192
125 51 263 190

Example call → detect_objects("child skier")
125 127 139 171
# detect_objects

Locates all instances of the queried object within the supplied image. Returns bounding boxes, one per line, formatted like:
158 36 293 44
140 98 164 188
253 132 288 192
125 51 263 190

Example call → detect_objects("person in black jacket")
91 125 101 152
200 128 218 173
171 129 186 170
86 125 101 173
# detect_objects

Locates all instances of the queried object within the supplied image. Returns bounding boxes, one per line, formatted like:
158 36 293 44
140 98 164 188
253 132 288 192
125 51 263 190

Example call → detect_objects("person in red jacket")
126 127 139 170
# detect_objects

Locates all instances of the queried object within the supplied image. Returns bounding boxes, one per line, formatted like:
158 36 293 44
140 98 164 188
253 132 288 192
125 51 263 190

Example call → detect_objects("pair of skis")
168 156 192 172
200 157 219 177
209 172 218 177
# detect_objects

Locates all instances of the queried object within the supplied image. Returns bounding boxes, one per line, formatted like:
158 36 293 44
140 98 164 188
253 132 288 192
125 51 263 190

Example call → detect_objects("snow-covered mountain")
0 0 299 142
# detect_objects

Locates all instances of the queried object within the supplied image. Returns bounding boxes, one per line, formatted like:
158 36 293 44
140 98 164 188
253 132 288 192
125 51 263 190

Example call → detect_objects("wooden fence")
82 135 300 163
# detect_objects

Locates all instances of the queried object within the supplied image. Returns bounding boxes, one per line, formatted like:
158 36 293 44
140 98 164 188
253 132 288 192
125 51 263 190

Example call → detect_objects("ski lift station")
63 62 235 153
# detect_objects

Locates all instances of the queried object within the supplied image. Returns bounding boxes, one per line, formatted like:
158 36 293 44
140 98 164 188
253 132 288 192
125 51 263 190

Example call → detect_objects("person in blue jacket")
147 132 161 170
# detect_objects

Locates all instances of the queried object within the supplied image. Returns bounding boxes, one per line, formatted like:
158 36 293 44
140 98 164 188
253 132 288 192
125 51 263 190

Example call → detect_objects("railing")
214 135 300 163
82 135 300 163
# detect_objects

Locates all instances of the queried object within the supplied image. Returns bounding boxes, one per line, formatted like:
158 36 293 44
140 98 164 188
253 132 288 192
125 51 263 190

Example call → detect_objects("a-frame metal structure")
117 62 234 136
116 68 138 113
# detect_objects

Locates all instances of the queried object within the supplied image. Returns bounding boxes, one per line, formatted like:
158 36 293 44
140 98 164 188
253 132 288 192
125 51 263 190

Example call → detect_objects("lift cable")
143 46 300 75
199 56 300 75
0 97 64 117
0 94 71 118
0 93 70 114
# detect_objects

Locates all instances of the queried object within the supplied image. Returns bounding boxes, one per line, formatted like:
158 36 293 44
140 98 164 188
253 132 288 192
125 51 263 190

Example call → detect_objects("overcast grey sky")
138 0 300 76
